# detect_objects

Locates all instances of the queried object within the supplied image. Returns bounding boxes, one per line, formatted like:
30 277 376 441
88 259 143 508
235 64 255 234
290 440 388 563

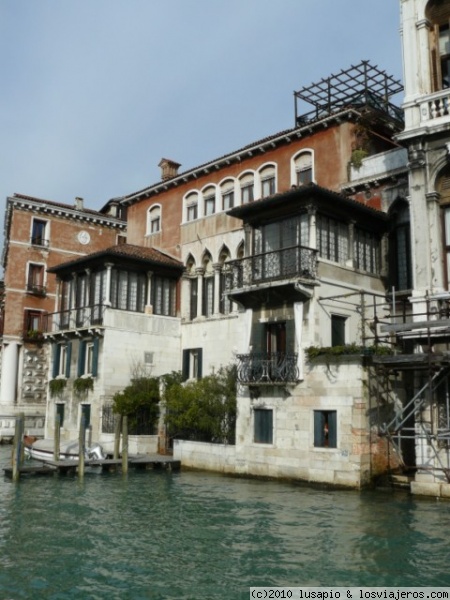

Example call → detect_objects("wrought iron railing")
102 404 158 435
236 352 299 384
30 237 50 248
225 245 317 291
44 304 105 333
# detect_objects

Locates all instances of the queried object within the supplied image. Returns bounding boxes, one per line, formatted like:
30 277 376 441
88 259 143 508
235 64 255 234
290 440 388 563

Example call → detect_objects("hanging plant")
49 378 67 398
73 376 94 396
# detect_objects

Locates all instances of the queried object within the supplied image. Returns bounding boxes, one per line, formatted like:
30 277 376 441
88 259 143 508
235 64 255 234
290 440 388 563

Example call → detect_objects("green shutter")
92 337 99 377
78 341 86 377
252 322 266 354
65 343 72 378
197 348 203 379
328 411 337 448
182 349 189 381
254 409 273 444
314 411 325 447
286 319 295 353
52 344 61 379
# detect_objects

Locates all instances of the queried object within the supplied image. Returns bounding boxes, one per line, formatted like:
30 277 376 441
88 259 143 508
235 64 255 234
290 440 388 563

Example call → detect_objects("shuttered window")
254 409 273 444
314 410 337 448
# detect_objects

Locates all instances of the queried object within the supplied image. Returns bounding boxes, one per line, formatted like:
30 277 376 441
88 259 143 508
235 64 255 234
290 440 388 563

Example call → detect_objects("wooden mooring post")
78 416 86 479
114 415 122 460
122 416 128 474
54 414 61 462
11 413 25 482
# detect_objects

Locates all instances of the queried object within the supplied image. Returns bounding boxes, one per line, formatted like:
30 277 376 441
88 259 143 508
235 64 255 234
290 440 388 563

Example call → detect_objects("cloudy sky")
0 1 402 249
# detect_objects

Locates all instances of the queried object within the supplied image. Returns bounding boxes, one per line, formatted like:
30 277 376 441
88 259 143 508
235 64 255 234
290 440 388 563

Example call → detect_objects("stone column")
146 271 153 313
196 268 204 317
104 263 113 306
0 342 19 408
213 263 221 315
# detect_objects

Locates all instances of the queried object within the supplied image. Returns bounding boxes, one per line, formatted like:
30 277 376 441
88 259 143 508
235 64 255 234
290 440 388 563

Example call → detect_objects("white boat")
24 436 106 463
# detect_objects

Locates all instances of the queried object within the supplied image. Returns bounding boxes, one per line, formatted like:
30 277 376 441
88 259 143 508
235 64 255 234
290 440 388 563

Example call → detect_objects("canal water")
1 446 450 600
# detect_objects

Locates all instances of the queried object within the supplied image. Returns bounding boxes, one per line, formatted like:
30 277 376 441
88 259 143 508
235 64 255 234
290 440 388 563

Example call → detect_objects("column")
0 342 19 408
146 270 153 314
196 268 204 317
104 263 113 306
213 263 221 315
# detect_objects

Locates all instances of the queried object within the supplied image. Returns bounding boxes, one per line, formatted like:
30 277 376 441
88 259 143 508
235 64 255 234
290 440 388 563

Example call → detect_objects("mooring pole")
122 415 128 474
12 413 24 482
54 414 61 462
114 414 122 460
78 415 86 478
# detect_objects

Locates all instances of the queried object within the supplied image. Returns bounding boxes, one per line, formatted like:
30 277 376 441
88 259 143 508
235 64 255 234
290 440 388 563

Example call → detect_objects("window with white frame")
148 205 161 234
185 192 199 222
27 263 45 295
204 195 215 216
221 180 235 210
294 152 313 185
31 218 49 247
260 166 276 198
240 173 254 204
182 348 203 380
110 269 147 313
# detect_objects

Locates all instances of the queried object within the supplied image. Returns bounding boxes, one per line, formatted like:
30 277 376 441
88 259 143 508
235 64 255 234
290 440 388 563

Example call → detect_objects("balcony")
45 304 105 333
30 237 50 248
419 89 450 126
226 245 317 290
236 352 299 385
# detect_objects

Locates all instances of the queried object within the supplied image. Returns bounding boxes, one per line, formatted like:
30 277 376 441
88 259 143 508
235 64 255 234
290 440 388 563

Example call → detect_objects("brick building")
0 194 126 438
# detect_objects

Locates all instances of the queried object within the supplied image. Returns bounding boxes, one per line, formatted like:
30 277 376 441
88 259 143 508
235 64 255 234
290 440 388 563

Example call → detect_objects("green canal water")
1 446 450 600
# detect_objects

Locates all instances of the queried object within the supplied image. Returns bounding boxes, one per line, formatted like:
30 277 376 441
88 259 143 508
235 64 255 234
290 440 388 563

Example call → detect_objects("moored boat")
24 436 106 463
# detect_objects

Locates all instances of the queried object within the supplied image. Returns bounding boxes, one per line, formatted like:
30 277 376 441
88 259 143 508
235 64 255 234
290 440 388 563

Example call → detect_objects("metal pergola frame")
294 60 404 126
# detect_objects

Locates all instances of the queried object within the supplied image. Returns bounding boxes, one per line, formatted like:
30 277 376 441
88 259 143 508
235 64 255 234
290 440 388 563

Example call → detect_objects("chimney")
75 197 84 211
158 158 181 181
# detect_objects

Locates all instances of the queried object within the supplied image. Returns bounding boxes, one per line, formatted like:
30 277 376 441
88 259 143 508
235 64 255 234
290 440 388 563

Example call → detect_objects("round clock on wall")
77 230 91 245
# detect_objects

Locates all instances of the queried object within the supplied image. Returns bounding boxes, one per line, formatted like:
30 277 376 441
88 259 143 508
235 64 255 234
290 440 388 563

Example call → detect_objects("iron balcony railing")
30 237 50 248
237 352 299 385
44 304 105 333
225 245 317 291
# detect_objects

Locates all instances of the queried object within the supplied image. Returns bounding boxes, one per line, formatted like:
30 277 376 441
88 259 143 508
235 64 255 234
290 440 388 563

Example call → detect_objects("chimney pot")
75 197 84 210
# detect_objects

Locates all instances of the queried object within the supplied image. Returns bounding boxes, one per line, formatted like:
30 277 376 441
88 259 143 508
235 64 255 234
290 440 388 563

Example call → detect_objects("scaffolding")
317 289 450 482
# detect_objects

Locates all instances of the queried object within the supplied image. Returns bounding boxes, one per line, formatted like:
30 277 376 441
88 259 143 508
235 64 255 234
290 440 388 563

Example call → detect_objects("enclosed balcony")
236 352 299 385
225 245 317 308
227 245 317 288
44 304 104 334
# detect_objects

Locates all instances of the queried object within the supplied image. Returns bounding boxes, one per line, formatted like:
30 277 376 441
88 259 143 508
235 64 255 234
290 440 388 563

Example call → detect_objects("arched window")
239 172 255 205
426 0 450 91
147 205 161 234
202 253 214 318
221 179 235 210
185 192 199 222
259 165 276 198
293 151 313 185
388 199 412 292
186 255 197 320
203 186 216 217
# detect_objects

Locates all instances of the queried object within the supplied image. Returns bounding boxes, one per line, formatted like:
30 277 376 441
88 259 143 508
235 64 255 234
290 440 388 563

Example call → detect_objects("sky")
0 0 403 264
